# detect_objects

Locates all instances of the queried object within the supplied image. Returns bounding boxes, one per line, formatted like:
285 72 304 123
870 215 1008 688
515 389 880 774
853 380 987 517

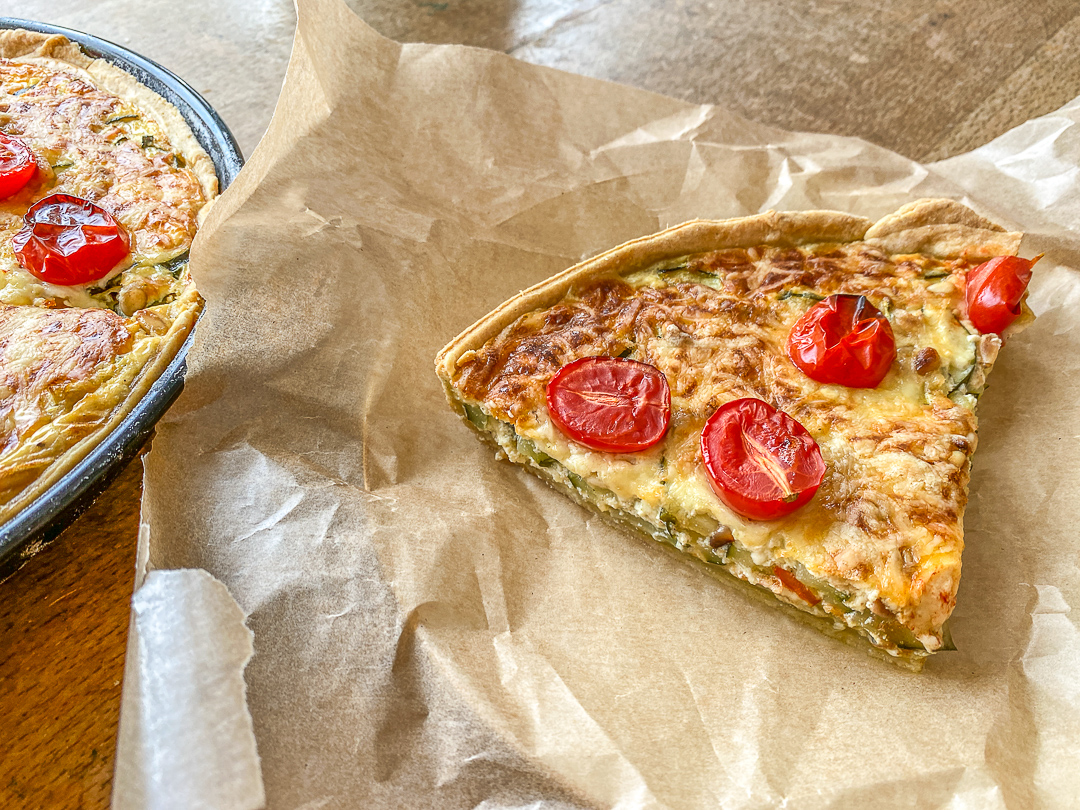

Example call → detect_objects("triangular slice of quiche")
436 200 1032 667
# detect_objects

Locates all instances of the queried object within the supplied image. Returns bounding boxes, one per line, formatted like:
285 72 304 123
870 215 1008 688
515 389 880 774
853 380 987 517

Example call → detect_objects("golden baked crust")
0 30 214 525
436 201 1025 666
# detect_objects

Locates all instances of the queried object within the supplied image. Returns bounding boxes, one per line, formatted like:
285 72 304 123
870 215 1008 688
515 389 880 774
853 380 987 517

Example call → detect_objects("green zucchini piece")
515 434 557 467
462 402 490 431
778 290 824 302
948 364 976 394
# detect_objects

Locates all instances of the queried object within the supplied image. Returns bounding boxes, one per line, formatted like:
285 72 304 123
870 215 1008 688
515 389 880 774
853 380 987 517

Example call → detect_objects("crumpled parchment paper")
113 0 1080 807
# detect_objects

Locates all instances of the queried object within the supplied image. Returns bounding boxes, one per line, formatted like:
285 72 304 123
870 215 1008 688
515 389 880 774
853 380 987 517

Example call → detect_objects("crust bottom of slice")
448 387 946 671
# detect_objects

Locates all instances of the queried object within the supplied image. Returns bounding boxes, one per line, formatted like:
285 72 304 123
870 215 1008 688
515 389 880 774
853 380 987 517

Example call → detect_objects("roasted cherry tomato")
546 356 670 453
965 255 1037 336
12 194 130 286
700 398 825 521
0 133 36 198
787 294 895 388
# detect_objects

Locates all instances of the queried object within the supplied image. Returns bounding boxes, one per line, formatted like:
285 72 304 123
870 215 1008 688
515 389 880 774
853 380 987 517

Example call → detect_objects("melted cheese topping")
451 243 992 647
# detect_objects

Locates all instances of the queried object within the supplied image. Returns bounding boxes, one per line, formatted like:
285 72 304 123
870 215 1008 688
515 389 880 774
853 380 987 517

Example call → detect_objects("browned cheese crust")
0 304 133 499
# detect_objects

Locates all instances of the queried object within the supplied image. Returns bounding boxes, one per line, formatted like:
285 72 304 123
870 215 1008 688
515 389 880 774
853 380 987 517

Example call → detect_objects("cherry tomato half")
12 194 130 286
700 398 825 521
546 356 670 453
965 255 1037 336
0 133 36 199
786 294 896 388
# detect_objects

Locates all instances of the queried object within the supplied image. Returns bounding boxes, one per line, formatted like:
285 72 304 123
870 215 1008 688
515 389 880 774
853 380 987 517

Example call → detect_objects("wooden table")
2 1 1079 806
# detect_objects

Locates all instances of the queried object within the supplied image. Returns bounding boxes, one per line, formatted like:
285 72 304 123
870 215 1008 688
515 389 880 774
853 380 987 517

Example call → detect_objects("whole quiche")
0 29 216 524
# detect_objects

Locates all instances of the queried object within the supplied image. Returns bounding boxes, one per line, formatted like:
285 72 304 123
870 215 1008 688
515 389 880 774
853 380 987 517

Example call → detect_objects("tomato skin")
12 194 130 286
0 133 36 199
965 255 1036 335
700 398 825 521
546 356 670 453
787 294 895 388
773 566 821 606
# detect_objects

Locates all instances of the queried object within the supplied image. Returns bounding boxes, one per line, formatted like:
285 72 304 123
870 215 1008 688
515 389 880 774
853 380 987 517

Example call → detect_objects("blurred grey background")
3 0 1079 162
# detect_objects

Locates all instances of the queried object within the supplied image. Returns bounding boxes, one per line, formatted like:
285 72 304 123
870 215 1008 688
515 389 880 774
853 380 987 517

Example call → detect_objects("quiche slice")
436 200 1033 667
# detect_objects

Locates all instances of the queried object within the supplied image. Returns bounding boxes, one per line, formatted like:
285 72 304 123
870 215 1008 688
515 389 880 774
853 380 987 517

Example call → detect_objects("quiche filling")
444 240 1008 663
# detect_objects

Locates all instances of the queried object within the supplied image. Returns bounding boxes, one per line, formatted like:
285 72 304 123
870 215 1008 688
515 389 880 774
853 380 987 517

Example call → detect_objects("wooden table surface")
1 1 1080 807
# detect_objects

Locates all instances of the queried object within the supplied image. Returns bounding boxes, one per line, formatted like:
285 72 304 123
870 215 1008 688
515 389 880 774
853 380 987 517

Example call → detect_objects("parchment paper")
114 0 1080 806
